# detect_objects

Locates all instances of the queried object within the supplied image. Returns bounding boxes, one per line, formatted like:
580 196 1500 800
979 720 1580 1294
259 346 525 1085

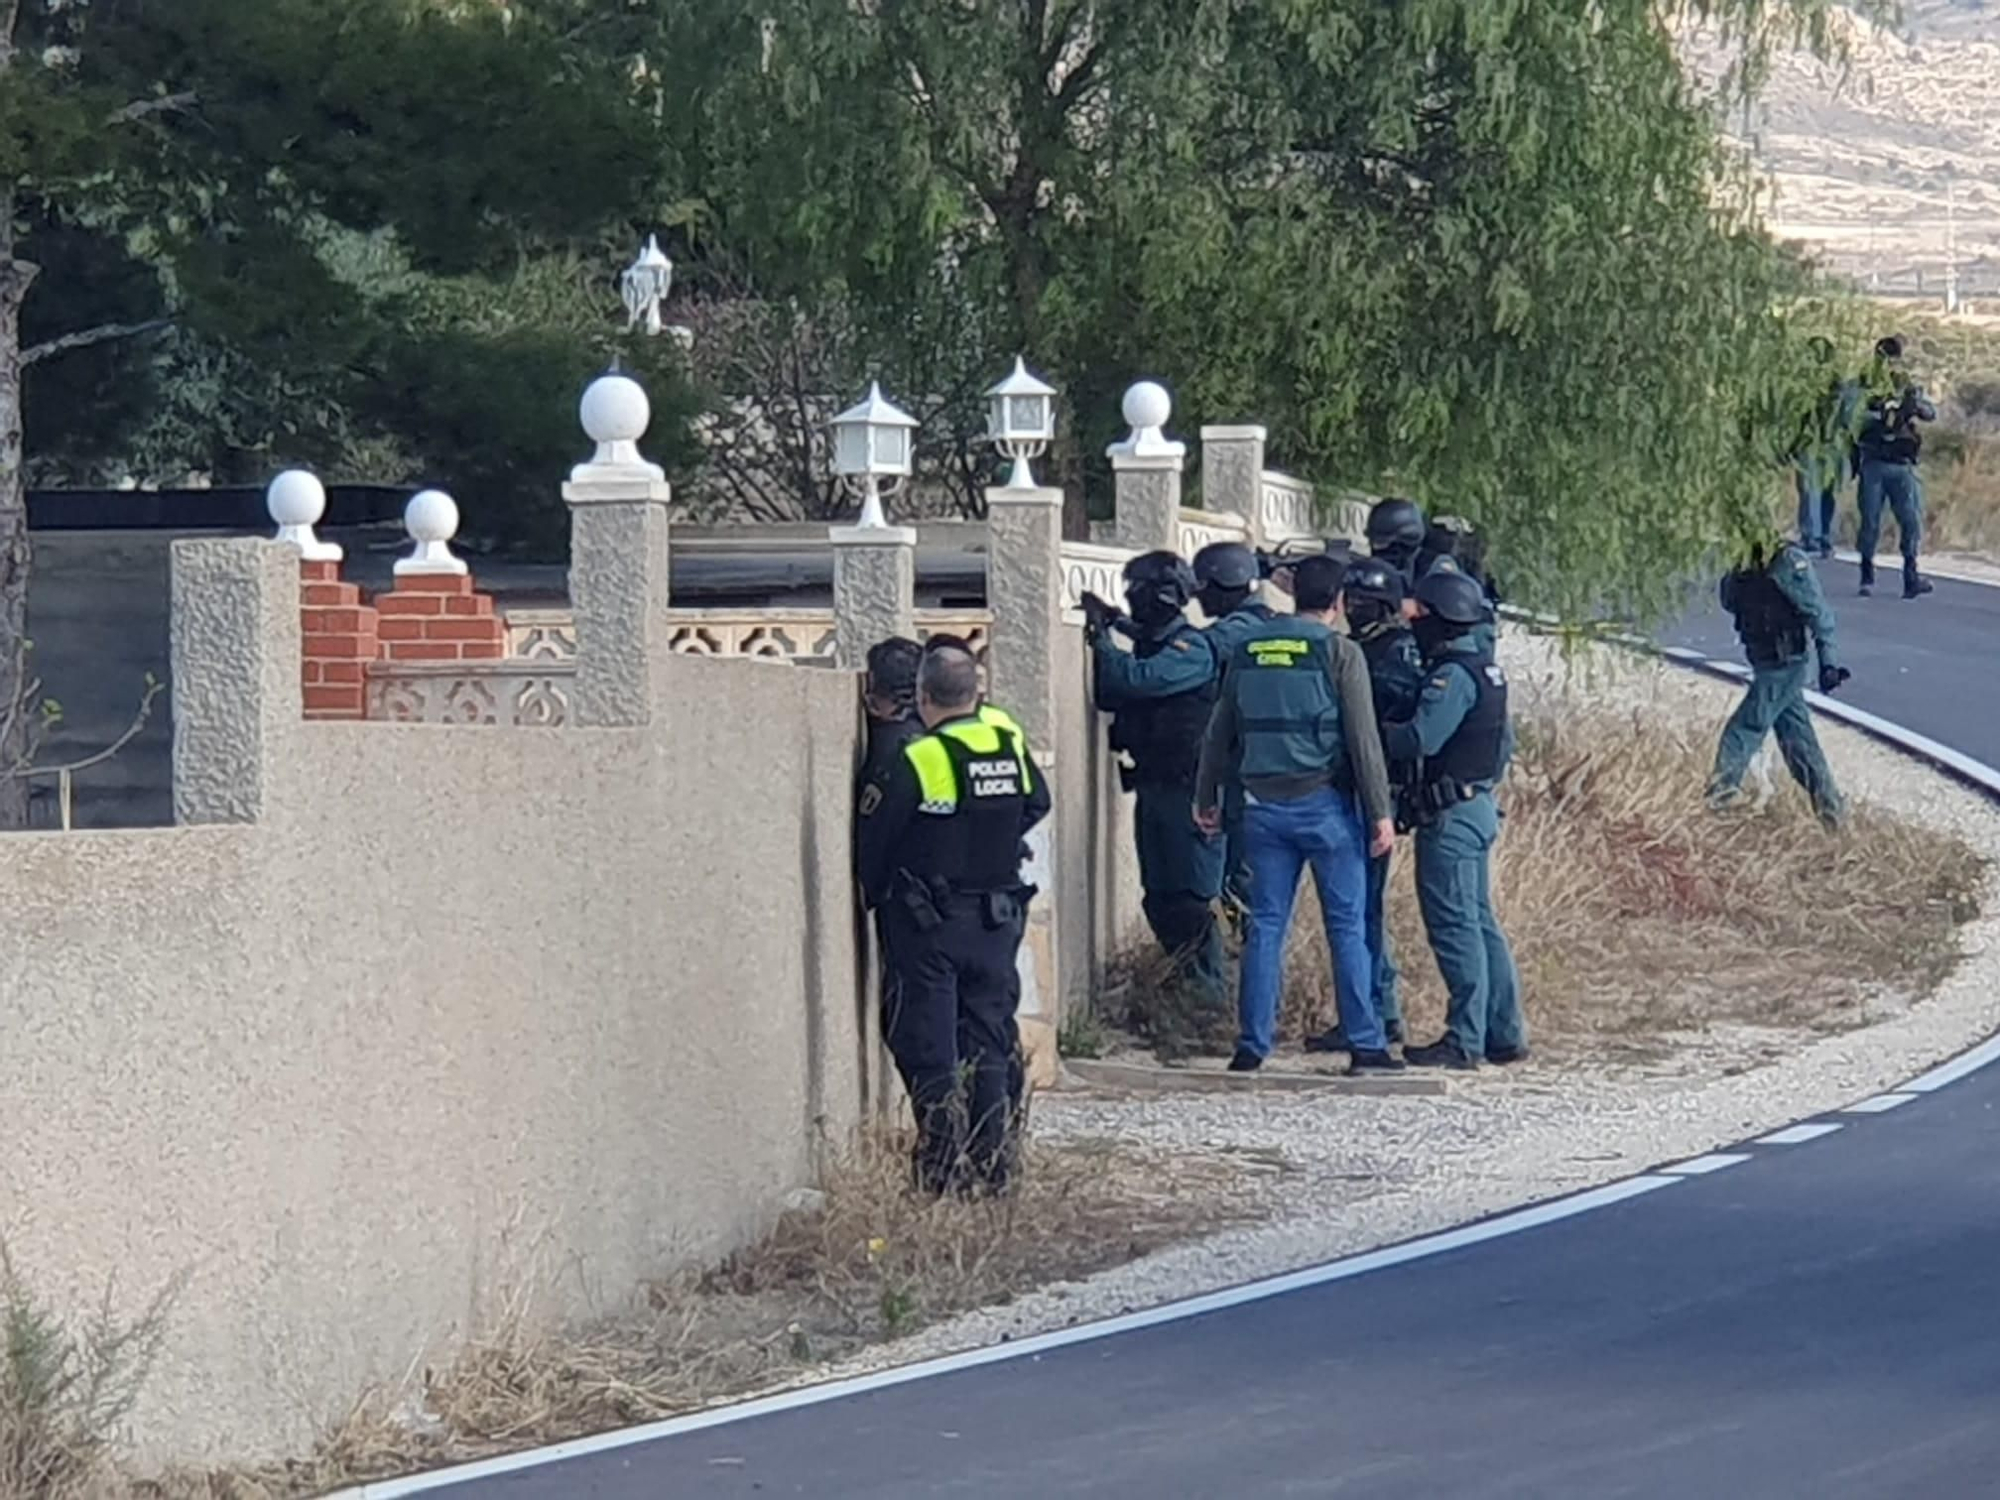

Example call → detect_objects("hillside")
1686 1 2000 301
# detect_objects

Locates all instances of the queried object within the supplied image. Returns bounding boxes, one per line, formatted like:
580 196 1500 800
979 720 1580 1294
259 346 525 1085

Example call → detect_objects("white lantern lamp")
985 355 1057 490
396 489 469 576
267 469 342 561
620 234 674 337
829 381 919 529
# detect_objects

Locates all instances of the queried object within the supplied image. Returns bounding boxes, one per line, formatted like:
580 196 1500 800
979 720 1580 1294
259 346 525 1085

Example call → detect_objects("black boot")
1403 1036 1481 1071
1305 1018 1403 1053
1903 569 1933 600
1858 559 1875 597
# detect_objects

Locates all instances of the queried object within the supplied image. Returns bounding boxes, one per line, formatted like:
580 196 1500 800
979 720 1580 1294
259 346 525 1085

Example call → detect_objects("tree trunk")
0 241 39 829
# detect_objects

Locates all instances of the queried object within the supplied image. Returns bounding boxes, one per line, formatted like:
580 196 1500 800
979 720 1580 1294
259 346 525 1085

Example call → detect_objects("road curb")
1062 1057 1447 1097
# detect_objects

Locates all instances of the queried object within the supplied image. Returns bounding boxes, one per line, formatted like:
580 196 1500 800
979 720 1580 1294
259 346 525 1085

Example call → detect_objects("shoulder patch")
858 783 883 816
1429 674 1453 691
1484 665 1507 687
1172 639 1191 651
1791 554 1810 572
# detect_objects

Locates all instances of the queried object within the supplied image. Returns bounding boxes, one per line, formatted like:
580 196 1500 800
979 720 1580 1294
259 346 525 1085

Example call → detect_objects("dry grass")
1907 426 2000 557
123 1129 1254 1500
1112 700 1984 1065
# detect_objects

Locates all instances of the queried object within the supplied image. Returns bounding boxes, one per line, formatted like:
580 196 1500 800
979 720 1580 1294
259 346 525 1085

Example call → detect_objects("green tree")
1 0 691 823
630 0 1857 614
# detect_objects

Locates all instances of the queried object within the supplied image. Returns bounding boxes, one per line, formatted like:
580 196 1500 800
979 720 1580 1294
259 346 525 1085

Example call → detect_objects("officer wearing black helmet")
1306 557 1424 1053
1191 541 1276 910
1383 567 1526 1071
1415 515 1501 653
1365 497 1427 590
1088 550 1227 1003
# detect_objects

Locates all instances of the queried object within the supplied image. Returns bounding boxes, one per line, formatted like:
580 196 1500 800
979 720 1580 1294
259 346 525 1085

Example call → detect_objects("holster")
981 890 1023 931
1115 756 1138 794
894 870 945 932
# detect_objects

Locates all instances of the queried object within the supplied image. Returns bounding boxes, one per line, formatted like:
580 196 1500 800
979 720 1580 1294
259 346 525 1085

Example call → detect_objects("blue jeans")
1365 848 1400 1026
1238 787 1382 1059
1857 458 1923 584
1794 458 1838 552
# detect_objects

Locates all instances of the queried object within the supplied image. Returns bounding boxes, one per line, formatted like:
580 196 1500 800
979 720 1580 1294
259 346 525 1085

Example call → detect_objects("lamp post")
619 234 674 337
985 355 1056 490
828 381 918 529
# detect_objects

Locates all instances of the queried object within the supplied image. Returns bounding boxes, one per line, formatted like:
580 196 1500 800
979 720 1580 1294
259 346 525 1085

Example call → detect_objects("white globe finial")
573 372 666 480
396 488 468 576
1108 380 1185 463
267 469 341 562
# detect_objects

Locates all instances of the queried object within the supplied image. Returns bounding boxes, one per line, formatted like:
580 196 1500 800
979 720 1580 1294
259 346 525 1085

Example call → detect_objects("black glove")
1080 591 1119 644
1819 664 1851 694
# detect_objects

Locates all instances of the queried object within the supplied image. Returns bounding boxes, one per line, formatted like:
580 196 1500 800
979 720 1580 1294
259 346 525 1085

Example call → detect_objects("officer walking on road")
1306 557 1425 1053
1856 335 1937 599
1708 532 1847 828
1384 568 1527 1071
1191 541 1277 912
858 646 1051 1195
1086 552 1227 1002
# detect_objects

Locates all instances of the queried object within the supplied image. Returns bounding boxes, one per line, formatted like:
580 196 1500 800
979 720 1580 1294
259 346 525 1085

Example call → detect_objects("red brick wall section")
375 573 507 663
299 560 379 720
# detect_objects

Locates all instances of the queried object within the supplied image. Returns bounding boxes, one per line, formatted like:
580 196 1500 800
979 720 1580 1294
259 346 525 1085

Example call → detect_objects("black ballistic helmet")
1122 550 1196 609
865 636 922 704
1365 497 1425 551
1341 557 1404 609
1413 566 1488 626
1191 541 1259 590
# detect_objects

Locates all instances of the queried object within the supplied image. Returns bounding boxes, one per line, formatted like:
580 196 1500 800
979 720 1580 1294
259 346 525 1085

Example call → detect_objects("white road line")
1658 1153 1752 1176
331 1175 1685 1498
1843 1093 1919 1115
1755 1123 1844 1146
1903 1033 2000 1094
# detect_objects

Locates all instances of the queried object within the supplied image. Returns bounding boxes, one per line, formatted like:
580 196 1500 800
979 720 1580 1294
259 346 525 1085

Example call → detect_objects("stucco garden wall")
0 541 866 1461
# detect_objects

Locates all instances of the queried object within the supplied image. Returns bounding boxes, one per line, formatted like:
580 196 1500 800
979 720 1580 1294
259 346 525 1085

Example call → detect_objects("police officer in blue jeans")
1385 568 1527 1071
1857 335 1937 600
1194 555 1401 1076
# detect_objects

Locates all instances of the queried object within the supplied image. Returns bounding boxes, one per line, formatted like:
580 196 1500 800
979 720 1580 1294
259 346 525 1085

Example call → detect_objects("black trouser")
880 892 1026 1195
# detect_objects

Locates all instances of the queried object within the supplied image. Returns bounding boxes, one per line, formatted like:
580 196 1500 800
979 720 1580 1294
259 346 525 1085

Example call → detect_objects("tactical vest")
1726 565 1808 667
1231 617 1347 783
1110 624 1217 786
1426 652 1508 789
1860 397 1921 464
901 715 1033 892
1356 623 1426 725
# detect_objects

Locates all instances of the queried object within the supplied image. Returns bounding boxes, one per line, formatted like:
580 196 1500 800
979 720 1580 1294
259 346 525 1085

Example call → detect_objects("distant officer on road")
1191 540 1277 912
1856 335 1937 599
858 646 1051 1195
1708 533 1847 829
1384 568 1526 1071
1306 557 1425 1053
1086 551 1227 1003
1793 335 1860 560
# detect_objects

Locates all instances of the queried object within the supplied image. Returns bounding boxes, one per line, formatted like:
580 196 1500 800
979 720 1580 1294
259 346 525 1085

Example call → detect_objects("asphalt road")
409 555 2000 1500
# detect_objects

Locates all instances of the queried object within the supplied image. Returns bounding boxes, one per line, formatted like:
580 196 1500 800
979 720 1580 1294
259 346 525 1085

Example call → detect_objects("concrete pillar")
984 483 1066 1085
1200 425 1267 537
1109 380 1185 554
170 538 300 825
561 374 675 728
830 524 917 669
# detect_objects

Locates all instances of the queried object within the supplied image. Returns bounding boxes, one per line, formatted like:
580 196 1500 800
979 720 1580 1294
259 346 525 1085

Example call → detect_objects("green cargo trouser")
1134 782 1227 1001
1708 657 1843 823
1414 792 1523 1059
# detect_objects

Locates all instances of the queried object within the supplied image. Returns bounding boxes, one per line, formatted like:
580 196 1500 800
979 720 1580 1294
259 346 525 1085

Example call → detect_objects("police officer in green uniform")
858 646 1052 1195
1306 557 1425 1052
1191 541 1277 911
1088 551 1227 1000
1708 534 1848 827
856 637 930 1098
1366 497 1427 590
1384 568 1526 1071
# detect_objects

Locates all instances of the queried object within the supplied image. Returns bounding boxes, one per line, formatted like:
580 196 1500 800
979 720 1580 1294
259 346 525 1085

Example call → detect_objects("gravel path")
824 630 2000 1375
